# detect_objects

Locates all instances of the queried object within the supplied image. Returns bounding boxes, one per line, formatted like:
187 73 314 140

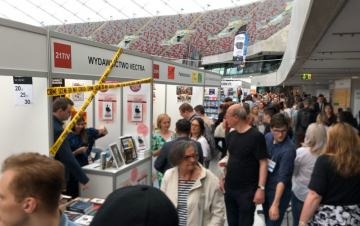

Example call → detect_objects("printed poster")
71 82 84 101
153 84 156 102
127 94 147 125
98 94 116 124
131 103 143 122
176 86 192 103
102 102 113 120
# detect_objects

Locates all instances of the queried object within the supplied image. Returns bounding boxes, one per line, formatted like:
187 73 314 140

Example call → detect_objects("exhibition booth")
221 79 251 102
0 18 221 199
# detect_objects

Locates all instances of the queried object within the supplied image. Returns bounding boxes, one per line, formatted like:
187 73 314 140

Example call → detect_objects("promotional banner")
233 25 248 67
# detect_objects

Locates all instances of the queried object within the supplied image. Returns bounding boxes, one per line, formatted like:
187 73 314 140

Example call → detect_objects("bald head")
228 104 247 121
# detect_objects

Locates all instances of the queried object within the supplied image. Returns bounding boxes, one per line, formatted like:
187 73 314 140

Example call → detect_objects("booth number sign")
13 76 34 106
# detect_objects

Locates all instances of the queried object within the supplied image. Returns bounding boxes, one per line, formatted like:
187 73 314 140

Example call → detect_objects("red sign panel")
153 64 159 79
168 66 175 80
54 42 72 69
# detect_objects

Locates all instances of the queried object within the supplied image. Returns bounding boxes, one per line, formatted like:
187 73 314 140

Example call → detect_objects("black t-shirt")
225 128 268 190
308 155 360 205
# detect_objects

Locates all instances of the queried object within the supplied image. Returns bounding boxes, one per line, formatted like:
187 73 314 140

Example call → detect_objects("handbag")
198 176 206 226
214 123 225 138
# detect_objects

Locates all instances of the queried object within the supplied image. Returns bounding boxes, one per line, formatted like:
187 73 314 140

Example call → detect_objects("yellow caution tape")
47 78 152 97
49 47 124 156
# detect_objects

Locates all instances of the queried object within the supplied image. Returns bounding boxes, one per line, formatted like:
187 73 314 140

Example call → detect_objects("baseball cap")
90 185 178 226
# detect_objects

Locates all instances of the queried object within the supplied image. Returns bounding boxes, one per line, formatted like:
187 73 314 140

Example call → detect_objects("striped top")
177 178 196 226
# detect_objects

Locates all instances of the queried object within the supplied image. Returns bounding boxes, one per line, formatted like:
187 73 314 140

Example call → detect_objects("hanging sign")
301 74 312 80
13 76 34 106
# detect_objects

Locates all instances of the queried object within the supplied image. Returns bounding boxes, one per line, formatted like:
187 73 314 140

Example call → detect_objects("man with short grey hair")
220 104 268 226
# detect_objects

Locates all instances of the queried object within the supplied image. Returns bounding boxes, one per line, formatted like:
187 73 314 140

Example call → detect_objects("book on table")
74 215 94 226
66 200 94 215
63 211 83 222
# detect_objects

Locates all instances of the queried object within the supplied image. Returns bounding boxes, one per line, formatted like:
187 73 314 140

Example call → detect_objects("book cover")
63 211 83 222
66 200 94 214
89 198 105 205
74 215 94 226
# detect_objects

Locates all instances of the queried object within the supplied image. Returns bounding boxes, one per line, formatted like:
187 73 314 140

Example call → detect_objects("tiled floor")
208 154 293 226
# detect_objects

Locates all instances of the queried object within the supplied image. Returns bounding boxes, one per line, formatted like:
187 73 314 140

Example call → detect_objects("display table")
80 156 152 199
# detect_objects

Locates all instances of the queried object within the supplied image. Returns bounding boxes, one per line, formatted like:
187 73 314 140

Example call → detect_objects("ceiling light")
352 76 359 79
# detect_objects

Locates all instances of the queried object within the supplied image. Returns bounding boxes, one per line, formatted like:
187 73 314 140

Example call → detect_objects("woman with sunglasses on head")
161 140 225 226
190 118 210 168
299 123 360 226
67 116 108 198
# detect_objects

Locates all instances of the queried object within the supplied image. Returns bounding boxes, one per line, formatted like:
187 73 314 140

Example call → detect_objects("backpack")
300 111 311 128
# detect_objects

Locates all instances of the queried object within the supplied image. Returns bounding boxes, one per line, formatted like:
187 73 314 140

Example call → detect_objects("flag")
233 25 248 67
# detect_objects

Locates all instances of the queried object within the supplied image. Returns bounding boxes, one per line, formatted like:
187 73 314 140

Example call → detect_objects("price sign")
13 76 34 106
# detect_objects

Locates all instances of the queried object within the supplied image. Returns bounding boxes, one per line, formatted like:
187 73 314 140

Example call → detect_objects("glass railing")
208 61 282 77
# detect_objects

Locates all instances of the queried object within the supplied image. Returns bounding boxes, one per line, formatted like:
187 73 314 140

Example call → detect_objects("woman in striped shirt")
161 140 225 226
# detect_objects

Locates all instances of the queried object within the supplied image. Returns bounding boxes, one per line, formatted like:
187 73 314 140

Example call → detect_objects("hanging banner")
233 25 248 67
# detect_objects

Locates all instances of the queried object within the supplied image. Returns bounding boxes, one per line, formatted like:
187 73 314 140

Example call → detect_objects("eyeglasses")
191 124 199 127
273 130 287 135
183 153 199 161
224 115 235 119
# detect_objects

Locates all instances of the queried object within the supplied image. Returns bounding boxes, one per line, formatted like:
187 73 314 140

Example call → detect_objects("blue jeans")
263 193 291 226
291 191 304 226
91 148 103 161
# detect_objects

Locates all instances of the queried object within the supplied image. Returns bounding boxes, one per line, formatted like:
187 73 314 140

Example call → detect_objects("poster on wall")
209 89 215 95
98 94 117 124
102 102 113 120
176 86 192 103
127 94 147 125
153 84 156 102
52 78 65 101
71 82 84 101
131 103 143 122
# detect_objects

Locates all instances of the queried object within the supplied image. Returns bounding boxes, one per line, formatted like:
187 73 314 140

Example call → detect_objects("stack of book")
63 197 105 226
66 200 94 215
137 150 150 159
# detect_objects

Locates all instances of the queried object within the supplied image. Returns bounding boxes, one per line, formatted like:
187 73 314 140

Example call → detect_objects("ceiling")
285 0 360 86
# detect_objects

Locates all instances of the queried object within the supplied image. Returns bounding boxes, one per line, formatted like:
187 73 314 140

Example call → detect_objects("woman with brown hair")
67 116 108 198
243 103 254 127
324 104 337 126
299 123 360 226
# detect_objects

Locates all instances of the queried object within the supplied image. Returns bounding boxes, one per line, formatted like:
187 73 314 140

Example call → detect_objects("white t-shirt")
191 136 210 158
292 147 319 201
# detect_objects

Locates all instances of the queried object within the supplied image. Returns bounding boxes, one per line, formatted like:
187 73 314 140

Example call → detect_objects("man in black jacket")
154 119 203 175
314 94 326 114
295 99 317 147
53 97 89 190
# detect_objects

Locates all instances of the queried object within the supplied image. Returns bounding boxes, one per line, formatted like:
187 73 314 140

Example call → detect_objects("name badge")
268 159 276 172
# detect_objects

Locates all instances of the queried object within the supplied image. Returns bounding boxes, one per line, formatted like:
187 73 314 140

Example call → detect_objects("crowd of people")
0 92 359 226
